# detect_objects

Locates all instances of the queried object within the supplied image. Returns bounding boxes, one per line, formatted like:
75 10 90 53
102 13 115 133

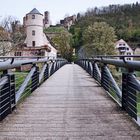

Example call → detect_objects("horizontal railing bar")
0 58 65 71
0 56 47 59
0 107 10 116
93 58 140 71
0 96 10 104
92 55 140 58
0 76 8 89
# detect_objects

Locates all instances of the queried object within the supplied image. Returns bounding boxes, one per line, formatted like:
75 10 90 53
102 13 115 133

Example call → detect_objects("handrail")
94 58 140 71
76 55 140 126
92 55 140 58
0 56 68 121
0 57 65 71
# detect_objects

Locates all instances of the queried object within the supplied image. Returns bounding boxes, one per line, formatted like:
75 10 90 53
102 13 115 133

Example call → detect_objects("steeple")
28 8 42 15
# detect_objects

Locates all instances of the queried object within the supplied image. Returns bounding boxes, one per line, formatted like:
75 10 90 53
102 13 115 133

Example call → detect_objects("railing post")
58 61 60 69
87 61 90 74
101 64 108 91
50 62 54 76
0 70 15 121
122 69 137 120
44 63 49 81
54 61 57 72
9 74 16 111
92 62 95 78
55 60 58 71
122 72 128 110
31 65 39 92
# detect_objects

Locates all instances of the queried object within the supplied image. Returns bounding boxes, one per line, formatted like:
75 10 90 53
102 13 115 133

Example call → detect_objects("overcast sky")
0 0 139 25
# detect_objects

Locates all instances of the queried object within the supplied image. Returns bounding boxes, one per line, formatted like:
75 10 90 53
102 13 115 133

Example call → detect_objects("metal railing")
76 55 140 126
0 56 68 121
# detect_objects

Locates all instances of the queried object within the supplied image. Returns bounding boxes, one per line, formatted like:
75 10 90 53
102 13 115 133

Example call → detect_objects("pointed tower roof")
27 8 43 15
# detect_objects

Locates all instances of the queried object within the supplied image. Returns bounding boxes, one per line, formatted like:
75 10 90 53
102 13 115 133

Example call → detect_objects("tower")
24 8 44 47
23 8 57 58
44 11 50 28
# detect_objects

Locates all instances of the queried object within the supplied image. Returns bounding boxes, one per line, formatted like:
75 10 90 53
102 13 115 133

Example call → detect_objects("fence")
76 55 140 126
0 56 67 121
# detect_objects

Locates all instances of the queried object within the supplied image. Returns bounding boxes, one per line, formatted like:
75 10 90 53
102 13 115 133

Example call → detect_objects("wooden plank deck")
0 64 140 140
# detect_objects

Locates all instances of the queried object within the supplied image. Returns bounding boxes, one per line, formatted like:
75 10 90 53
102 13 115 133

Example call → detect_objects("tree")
82 22 116 56
11 20 26 47
0 17 26 56
52 31 73 61
0 16 16 32
0 27 12 56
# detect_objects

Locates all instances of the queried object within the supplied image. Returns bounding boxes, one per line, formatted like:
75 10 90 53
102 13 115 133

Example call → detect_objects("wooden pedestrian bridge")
0 56 140 139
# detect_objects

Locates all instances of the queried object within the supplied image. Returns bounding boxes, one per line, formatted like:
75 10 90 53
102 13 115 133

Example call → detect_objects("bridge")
0 56 140 139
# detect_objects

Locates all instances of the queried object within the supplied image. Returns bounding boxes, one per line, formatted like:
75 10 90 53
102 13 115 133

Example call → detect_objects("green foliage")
70 2 140 56
82 22 116 56
70 26 83 49
44 26 74 61
52 30 73 62
44 27 67 33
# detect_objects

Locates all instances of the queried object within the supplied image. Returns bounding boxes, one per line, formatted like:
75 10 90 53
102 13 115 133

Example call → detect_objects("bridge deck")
0 64 140 140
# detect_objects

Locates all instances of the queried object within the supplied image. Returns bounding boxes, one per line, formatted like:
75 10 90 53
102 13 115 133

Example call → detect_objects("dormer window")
32 15 35 19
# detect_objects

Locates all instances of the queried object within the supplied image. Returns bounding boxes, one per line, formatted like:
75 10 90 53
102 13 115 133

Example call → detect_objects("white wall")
26 14 43 27
26 26 44 47
25 14 44 47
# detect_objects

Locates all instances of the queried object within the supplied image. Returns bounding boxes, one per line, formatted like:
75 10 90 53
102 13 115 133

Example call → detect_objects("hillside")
70 2 140 49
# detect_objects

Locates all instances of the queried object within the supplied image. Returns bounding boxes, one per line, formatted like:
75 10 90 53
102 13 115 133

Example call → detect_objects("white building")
115 39 133 60
23 8 57 58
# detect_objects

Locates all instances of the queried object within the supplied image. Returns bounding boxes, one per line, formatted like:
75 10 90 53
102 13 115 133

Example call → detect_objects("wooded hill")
70 2 140 49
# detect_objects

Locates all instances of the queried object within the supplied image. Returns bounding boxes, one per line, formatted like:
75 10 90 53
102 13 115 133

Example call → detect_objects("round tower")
25 8 44 47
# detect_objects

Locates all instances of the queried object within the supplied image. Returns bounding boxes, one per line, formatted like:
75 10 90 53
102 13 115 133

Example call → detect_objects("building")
22 8 57 58
43 11 50 28
115 39 133 60
60 15 77 30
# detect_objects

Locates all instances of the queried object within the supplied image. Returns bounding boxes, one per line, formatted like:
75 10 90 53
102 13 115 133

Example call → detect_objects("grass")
137 92 140 117
14 71 33 104
14 72 28 92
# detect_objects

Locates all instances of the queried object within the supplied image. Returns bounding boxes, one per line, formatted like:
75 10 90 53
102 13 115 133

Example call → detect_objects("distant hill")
70 2 140 49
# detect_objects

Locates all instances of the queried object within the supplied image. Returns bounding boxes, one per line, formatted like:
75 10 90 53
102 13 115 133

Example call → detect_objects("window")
15 52 22 56
26 15 28 20
32 41 36 47
32 15 35 19
127 53 131 55
32 30 35 36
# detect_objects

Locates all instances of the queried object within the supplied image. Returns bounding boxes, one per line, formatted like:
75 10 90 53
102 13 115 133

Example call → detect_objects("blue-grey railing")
0 57 67 121
76 56 140 126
